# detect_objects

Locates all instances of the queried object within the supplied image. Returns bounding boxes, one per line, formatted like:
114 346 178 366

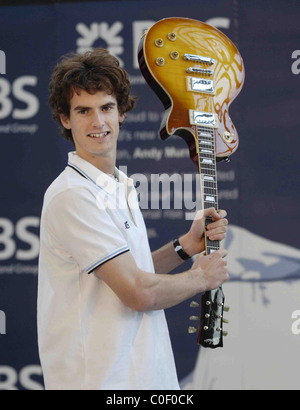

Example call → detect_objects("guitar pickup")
184 53 216 65
187 76 215 95
189 110 218 128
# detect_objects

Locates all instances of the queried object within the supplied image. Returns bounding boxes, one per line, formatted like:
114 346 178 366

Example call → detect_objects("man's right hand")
191 249 228 291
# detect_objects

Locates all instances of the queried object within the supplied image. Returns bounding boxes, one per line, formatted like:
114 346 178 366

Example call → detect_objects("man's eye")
79 109 88 114
102 105 113 111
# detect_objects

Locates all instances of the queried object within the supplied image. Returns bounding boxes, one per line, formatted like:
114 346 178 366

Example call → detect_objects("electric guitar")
138 17 245 348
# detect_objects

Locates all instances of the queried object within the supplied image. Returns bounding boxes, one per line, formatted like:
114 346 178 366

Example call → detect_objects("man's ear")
119 113 126 128
59 114 71 129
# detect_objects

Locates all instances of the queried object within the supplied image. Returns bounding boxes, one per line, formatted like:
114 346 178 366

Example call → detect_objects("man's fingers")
206 219 228 241
213 249 228 258
216 209 227 219
194 208 227 222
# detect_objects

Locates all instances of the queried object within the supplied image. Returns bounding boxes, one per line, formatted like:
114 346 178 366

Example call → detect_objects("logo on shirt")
124 221 130 229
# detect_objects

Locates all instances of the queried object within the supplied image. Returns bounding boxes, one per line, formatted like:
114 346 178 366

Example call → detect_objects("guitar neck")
196 125 225 348
197 125 220 255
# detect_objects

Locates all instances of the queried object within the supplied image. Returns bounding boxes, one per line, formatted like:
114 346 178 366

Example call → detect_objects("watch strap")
173 238 191 260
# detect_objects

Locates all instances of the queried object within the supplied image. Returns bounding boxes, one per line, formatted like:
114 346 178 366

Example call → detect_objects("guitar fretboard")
197 125 220 255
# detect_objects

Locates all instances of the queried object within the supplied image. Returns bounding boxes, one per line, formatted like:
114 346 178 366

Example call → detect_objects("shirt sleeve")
44 186 130 274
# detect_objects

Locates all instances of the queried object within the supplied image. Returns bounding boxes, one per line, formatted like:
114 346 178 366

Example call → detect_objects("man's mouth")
87 131 110 138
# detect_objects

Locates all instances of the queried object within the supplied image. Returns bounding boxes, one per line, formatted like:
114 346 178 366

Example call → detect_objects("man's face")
60 89 124 168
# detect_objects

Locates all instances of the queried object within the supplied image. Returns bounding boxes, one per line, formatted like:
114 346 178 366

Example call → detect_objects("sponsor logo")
0 52 39 134
0 365 44 390
76 21 124 65
0 217 39 275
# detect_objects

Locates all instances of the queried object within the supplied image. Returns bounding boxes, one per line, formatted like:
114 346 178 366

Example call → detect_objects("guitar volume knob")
170 51 179 60
155 38 164 48
155 57 165 67
167 32 177 41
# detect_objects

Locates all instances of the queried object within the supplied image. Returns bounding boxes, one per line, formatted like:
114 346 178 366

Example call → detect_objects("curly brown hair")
48 48 136 142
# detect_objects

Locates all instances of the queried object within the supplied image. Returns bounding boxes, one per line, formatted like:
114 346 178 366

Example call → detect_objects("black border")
0 0 138 6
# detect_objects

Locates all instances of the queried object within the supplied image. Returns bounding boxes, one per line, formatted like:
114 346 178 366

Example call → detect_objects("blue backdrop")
0 0 300 390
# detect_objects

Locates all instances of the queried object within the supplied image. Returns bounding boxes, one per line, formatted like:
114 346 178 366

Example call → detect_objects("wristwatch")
173 238 191 260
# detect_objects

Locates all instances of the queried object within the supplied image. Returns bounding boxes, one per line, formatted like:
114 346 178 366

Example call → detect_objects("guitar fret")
203 187 217 193
200 166 215 172
203 183 217 188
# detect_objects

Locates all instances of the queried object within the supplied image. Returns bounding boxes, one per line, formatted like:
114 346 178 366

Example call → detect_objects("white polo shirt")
37 152 179 390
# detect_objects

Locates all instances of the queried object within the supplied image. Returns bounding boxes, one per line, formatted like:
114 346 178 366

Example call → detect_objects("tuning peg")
223 306 230 312
223 331 228 336
190 301 200 308
223 318 229 324
189 315 200 321
188 326 197 334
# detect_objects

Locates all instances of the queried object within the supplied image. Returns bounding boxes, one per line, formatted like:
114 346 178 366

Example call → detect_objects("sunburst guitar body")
138 17 245 348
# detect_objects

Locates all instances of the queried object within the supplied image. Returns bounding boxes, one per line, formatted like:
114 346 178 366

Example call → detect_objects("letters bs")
0 50 6 74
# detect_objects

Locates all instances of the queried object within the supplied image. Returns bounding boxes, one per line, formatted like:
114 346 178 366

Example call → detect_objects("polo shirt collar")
67 151 134 191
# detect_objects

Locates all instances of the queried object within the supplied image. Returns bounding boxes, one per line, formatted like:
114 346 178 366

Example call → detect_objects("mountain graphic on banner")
182 226 300 390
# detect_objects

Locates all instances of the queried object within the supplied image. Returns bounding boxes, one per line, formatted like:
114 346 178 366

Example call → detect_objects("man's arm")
94 247 228 312
152 208 228 274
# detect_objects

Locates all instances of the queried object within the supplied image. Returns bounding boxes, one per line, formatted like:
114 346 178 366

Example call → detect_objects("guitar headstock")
189 287 229 348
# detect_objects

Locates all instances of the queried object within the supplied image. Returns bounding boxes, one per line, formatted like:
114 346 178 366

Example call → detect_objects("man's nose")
91 110 105 127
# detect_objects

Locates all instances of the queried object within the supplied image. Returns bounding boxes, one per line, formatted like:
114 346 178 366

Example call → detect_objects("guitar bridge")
184 53 216 65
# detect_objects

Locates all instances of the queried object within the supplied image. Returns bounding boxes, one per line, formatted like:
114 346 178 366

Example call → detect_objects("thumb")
193 208 218 221
204 207 221 220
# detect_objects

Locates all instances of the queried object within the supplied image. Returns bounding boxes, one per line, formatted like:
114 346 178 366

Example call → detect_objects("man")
38 48 228 390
